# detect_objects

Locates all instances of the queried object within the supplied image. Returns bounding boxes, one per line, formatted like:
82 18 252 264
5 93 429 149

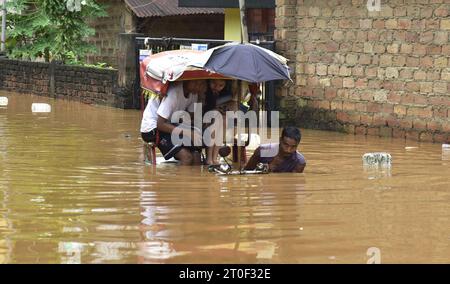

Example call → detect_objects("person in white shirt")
156 80 207 165
140 91 161 143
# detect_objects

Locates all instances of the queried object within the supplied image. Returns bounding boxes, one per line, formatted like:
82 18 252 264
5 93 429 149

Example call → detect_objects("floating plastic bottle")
362 152 392 166
31 103 51 113
0 97 8 107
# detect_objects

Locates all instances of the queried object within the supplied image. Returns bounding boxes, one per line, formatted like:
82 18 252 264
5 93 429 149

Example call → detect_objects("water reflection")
0 92 449 263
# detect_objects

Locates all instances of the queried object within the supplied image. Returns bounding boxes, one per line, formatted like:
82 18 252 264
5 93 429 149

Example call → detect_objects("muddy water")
0 91 449 263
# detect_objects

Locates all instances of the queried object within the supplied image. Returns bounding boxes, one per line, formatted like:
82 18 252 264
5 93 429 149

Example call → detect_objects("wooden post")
1 0 6 52
117 33 143 109
238 0 248 43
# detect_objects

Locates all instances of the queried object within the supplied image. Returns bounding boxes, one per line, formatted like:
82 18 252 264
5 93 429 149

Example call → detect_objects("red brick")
400 119 413 129
413 119 427 131
355 102 367 112
331 78 343 88
343 125 356 134
343 101 356 111
413 44 427 55
312 88 324 98
393 128 406 139
427 45 442 55
367 127 380 136
355 78 368 89
398 19 412 29
373 20 385 29
349 112 361 124
413 94 428 105
427 121 443 132
405 82 420 92
388 92 402 103
433 107 448 119
318 100 330 110
355 126 367 135
330 101 342 110
407 32 420 43
406 130 420 141
380 127 393 137
360 114 373 125
406 57 419 67
433 133 449 143
325 88 337 100
373 114 387 127
443 121 450 132
336 111 350 123
426 20 440 30
407 107 433 118
434 6 449 17
367 102 381 113
387 116 400 128
325 42 340 52
381 104 394 114
419 56 434 68
298 88 313 98
420 132 434 142
442 45 450 55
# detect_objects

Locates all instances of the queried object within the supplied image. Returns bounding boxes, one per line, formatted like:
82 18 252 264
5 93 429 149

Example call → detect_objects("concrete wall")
275 0 450 143
0 59 132 108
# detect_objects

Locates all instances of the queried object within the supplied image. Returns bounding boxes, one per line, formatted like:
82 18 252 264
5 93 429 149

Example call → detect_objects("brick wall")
275 0 450 143
0 59 132 108
86 0 136 68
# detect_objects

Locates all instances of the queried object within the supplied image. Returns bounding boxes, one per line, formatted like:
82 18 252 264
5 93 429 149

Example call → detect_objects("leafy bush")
6 0 107 63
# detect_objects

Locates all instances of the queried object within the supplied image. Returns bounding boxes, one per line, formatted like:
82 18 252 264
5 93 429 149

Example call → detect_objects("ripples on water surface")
0 92 449 263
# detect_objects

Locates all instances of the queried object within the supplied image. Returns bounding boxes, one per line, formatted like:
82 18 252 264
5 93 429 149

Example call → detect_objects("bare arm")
244 147 261 170
294 163 306 173
156 115 176 134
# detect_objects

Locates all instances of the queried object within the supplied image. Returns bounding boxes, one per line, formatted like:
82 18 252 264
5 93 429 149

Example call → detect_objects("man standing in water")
244 126 306 173
156 80 207 165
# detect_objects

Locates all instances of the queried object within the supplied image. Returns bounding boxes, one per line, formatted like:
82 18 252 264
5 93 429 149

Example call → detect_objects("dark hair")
204 80 230 112
281 127 301 144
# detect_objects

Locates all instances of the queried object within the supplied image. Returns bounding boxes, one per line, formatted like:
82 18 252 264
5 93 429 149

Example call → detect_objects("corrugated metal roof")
125 0 224 18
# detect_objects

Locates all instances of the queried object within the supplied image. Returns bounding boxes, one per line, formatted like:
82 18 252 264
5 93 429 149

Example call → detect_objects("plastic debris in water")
31 103 51 113
443 144 450 161
0 97 8 107
405 146 418 150
362 152 392 166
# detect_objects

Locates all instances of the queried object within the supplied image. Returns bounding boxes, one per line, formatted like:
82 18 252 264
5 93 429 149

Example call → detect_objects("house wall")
138 14 224 39
275 0 450 143
86 0 136 68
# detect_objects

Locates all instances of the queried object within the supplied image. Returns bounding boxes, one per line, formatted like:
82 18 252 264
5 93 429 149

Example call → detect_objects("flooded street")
0 91 449 263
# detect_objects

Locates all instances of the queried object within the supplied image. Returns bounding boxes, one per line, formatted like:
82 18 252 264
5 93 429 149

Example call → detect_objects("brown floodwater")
0 91 449 264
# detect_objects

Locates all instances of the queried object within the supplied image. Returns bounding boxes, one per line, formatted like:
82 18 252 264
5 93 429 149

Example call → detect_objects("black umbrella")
196 43 291 83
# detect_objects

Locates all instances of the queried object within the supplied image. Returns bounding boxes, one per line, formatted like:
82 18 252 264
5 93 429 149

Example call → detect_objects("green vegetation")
6 0 107 65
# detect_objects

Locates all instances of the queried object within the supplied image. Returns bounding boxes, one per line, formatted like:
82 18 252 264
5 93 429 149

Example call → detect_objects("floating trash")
32 103 51 113
362 152 392 166
0 97 8 106
443 144 450 161
405 146 418 150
